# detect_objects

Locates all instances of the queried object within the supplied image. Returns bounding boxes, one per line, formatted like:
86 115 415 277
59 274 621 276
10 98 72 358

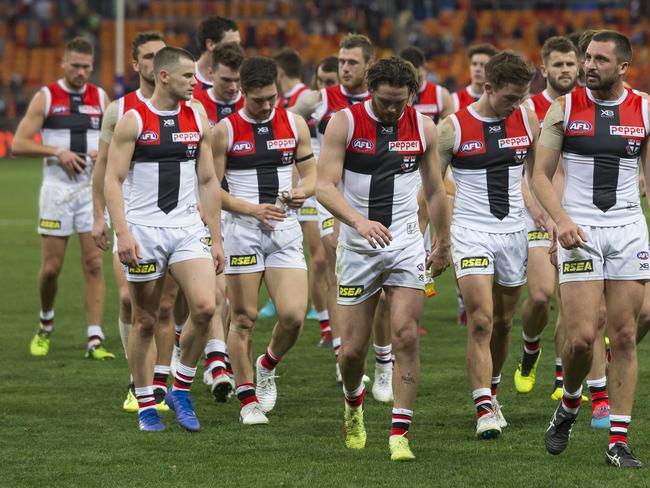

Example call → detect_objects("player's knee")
311 251 327 274
392 322 418 352
278 310 304 331
527 288 553 311
40 260 63 281
492 317 513 336
610 328 637 355
567 332 595 356
341 343 365 364
468 311 492 339
190 299 216 325
119 289 132 315
134 313 157 336
158 297 174 322
82 254 103 277
230 310 256 330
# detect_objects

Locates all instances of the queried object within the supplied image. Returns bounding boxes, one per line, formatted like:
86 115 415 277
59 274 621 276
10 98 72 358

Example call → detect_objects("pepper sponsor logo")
460 256 489 269
266 138 296 150
562 259 593 273
172 132 201 143
414 103 438 114
39 219 61 230
610 125 645 137
528 230 549 241
498 136 530 148
128 262 157 274
338 285 364 297
388 140 421 152
229 254 258 266
78 105 102 115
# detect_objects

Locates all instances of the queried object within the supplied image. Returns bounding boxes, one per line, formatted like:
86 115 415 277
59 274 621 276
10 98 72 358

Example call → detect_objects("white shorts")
317 200 335 237
451 224 528 287
336 240 426 305
38 184 92 236
124 222 212 282
223 219 306 274
524 209 551 248
558 218 650 284
298 196 319 222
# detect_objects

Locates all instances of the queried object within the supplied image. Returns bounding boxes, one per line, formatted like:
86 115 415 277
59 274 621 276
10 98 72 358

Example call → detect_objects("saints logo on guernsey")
561 87 649 225
414 81 444 123
449 105 533 231
193 88 244 128
339 100 426 251
276 83 309 109
223 107 299 229
452 86 481 113
313 84 370 138
526 89 555 127
126 100 203 227
41 79 105 184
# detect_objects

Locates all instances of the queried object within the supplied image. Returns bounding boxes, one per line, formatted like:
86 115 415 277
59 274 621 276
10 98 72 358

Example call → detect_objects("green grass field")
2 157 650 487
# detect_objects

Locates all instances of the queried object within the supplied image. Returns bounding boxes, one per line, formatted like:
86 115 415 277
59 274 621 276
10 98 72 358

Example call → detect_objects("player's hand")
529 203 548 230
86 151 98 163
354 218 392 249
427 237 451 277
252 203 286 230
56 149 87 175
212 242 226 275
639 171 647 197
117 231 141 268
284 189 306 209
92 217 110 251
548 224 559 267
556 217 587 250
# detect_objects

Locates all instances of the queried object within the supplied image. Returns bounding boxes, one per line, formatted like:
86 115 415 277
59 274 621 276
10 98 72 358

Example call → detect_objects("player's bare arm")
211 119 286 228
104 111 140 267
418 115 451 276
521 107 546 229
641 99 650 198
289 89 320 120
316 110 392 249
195 112 225 274
532 97 586 249
286 115 316 209
11 90 87 175
439 87 455 119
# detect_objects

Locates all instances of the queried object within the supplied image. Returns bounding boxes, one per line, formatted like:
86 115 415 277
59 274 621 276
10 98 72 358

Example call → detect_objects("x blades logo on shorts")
128 262 157 274
562 259 593 273
230 254 257 266
338 285 364 297
460 257 489 269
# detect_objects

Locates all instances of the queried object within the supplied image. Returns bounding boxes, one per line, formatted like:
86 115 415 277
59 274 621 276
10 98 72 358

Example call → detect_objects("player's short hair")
467 43 498 60
153 47 195 75
273 48 303 79
64 37 94 57
317 55 338 74
485 50 536 89
211 42 245 71
399 46 426 70
339 33 374 62
367 56 419 98
577 29 600 56
541 36 578 64
240 57 277 92
591 30 632 63
198 16 238 52
132 31 164 61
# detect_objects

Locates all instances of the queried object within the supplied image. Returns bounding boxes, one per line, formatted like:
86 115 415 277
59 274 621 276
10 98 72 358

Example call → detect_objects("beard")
585 71 618 91
548 75 577 95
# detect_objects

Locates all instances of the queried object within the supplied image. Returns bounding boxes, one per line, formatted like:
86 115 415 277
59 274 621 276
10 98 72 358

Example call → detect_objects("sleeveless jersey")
339 100 426 252
452 86 481 113
525 89 554 127
126 100 204 227
561 87 648 226
313 84 370 139
276 83 309 109
191 63 213 98
41 79 106 186
117 89 148 199
414 81 444 123
449 105 534 232
223 107 300 229
193 89 244 128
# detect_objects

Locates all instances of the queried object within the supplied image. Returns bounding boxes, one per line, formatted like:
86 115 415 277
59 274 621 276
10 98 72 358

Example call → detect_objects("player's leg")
31 235 68 356
322 228 344 381
636 282 650 343
79 231 112 359
203 273 233 402
516 246 555 393
151 274 178 410
587 298 609 428
302 220 330 344
371 292 393 403
170 288 189 376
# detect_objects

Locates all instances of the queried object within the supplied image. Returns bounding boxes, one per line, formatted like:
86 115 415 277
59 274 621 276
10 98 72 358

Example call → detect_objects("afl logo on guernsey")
609 125 645 137
351 139 374 152
172 132 200 143
567 120 592 133
232 141 253 152
388 141 421 152
459 140 483 153
139 130 159 142
498 136 530 149
52 105 68 114
266 138 296 150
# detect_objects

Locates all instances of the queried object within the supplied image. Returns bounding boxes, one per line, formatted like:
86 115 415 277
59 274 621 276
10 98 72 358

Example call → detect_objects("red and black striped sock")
135 386 156 414
204 339 228 380
490 375 501 399
609 415 630 448
343 383 365 408
587 376 608 410
174 324 183 348
472 388 493 418
318 310 331 338
391 408 413 437
561 386 582 414
554 358 563 389
153 365 170 392
260 347 281 370
39 310 54 334
172 362 196 392
521 333 541 374
236 383 258 407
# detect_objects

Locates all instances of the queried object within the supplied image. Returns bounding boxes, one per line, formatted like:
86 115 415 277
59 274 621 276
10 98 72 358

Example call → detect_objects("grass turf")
1 157 649 487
